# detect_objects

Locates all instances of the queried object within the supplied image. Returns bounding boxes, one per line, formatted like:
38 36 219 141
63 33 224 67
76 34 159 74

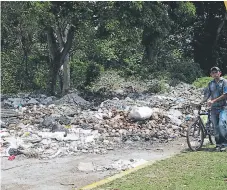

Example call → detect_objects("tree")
193 1 227 74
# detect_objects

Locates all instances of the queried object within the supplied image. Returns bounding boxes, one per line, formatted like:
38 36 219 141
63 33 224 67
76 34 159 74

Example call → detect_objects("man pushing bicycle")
199 67 227 151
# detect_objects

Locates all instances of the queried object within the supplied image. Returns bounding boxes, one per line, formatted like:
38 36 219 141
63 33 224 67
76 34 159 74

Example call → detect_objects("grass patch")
96 150 227 190
193 75 227 88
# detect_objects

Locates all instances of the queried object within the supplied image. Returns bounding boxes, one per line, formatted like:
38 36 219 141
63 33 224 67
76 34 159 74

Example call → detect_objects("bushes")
85 63 104 86
33 64 49 90
147 79 168 93
192 75 227 88
89 69 169 94
167 59 203 84
1 52 20 93
70 60 104 89
70 61 88 89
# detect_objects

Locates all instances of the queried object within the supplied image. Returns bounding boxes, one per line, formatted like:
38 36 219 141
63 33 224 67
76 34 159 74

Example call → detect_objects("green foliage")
70 60 104 88
89 70 168 94
89 70 125 92
192 75 227 88
89 70 146 92
169 60 203 83
70 61 89 89
1 1 227 94
33 64 49 90
147 80 168 94
85 63 105 86
1 52 21 93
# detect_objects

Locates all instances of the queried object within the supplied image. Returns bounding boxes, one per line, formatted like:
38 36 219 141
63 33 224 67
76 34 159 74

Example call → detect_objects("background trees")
1 1 226 94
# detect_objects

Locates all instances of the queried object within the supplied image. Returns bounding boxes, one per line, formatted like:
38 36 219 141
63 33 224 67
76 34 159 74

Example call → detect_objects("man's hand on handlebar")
207 99 215 107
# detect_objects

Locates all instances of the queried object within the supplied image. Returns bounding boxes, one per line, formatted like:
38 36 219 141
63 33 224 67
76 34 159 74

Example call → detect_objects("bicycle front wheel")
187 118 204 151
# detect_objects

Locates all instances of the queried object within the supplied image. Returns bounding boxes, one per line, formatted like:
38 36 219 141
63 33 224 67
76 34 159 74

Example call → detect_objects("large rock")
54 93 90 106
7 98 25 108
40 97 53 105
128 106 153 121
27 98 39 105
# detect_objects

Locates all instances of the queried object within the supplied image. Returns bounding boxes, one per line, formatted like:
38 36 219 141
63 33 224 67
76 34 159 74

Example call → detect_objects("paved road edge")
78 154 177 190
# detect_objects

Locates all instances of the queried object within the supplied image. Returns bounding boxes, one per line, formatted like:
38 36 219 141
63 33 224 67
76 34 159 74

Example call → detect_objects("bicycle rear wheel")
187 118 204 151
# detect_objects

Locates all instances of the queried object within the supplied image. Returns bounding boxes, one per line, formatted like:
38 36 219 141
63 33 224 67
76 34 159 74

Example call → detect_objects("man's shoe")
220 144 227 152
215 144 221 151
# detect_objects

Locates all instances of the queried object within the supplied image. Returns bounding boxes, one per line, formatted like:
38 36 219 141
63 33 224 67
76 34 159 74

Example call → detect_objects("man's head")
210 66 221 79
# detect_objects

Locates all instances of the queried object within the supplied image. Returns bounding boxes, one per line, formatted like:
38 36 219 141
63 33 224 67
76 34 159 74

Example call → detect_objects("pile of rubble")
0 83 203 159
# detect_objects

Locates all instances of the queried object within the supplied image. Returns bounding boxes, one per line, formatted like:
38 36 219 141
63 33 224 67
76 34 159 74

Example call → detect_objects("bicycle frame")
197 109 212 137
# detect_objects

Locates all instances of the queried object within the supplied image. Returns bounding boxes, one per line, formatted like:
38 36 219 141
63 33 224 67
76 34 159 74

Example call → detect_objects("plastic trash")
8 155 15 161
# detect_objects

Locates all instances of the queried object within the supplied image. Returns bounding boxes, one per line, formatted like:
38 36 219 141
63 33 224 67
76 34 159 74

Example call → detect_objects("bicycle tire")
187 118 204 151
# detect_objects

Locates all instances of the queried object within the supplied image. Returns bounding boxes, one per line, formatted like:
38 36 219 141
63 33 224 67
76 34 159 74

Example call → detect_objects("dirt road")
1 138 188 190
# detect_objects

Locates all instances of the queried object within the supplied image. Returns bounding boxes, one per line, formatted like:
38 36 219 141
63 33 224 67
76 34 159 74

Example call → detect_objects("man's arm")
211 94 227 104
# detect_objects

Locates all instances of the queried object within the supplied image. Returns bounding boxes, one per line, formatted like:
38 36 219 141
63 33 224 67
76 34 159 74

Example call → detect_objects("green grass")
193 75 227 88
96 150 227 190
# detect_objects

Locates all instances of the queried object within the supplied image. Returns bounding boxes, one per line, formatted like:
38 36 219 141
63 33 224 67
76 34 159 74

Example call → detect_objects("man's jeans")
211 108 227 145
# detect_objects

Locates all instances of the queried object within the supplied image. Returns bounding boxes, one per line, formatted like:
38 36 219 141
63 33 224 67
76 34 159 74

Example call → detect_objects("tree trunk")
46 25 74 95
61 25 71 95
50 64 58 96
62 53 70 95
212 12 227 64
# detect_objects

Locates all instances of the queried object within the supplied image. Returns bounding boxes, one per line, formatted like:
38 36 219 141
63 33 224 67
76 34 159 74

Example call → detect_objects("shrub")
192 75 227 88
70 60 104 89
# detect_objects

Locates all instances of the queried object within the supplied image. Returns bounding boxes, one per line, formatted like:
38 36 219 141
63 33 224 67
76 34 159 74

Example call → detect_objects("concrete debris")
109 159 148 171
78 162 95 172
1 83 203 159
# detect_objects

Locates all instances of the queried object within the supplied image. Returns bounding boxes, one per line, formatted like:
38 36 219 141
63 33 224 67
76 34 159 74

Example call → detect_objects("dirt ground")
1 138 188 190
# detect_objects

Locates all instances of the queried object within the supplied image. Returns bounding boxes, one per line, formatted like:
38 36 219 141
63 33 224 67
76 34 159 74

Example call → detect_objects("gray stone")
11 98 26 107
42 116 55 127
27 98 39 105
58 116 71 125
55 93 90 106
41 97 53 105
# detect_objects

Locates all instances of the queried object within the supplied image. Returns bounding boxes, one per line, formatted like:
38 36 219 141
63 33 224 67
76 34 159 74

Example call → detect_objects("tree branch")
46 27 59 61
56 21 64 49
213 12 227 49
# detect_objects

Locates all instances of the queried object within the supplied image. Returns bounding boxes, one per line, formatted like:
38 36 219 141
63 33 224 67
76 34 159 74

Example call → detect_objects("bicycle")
186 105 215 151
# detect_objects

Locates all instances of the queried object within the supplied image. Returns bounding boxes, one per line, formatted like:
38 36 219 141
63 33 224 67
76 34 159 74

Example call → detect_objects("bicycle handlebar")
192 103 211 115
